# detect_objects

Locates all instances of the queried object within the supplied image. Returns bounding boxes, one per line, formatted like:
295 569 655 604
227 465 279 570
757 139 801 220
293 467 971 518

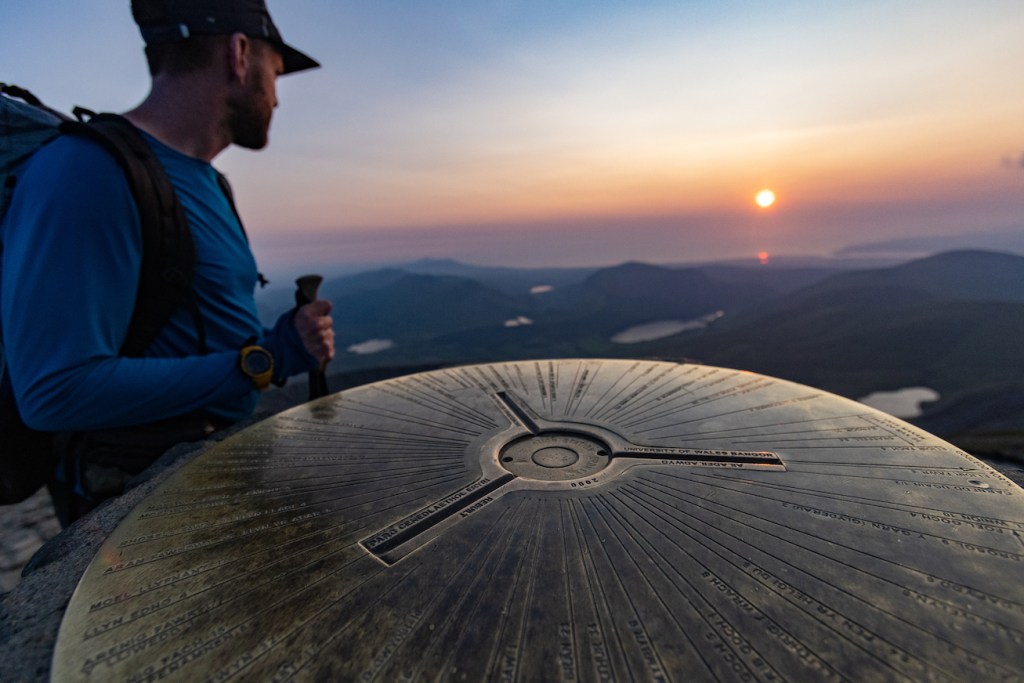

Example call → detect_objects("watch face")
244 349 273 375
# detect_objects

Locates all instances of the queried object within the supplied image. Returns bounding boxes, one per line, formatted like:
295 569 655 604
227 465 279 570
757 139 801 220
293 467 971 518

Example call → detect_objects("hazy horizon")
5 0 1023 274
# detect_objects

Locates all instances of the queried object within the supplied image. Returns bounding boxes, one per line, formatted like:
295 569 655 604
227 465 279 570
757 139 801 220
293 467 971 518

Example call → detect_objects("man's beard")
227 82 272 150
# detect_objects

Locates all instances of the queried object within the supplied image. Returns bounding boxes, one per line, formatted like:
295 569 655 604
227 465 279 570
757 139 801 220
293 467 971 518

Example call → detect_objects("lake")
611 311 725 344
347 339 395 355
858 387 940 418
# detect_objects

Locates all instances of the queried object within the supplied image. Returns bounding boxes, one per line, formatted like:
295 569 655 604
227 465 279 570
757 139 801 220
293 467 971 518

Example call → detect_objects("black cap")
133 0 319 74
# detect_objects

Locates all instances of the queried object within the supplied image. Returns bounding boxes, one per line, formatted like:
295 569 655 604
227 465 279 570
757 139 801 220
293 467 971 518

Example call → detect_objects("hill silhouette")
256 249 1024 441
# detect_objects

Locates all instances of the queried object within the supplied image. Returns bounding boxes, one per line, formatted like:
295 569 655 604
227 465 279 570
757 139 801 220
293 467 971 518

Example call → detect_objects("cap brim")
279 42 320 75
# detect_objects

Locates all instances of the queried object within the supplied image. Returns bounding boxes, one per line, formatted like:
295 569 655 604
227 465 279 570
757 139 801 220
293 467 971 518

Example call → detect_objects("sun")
755 189 776 208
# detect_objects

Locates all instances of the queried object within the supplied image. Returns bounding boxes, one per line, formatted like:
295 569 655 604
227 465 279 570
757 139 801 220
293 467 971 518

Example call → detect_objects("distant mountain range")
836 228 1024 258
257 250 1024 442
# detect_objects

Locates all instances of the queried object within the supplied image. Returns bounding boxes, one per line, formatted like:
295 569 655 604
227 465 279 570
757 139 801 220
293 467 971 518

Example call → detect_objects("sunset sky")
4 0 1023 273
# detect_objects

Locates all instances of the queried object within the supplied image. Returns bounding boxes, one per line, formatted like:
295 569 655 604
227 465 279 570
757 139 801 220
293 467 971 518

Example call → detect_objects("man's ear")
226 32 252 84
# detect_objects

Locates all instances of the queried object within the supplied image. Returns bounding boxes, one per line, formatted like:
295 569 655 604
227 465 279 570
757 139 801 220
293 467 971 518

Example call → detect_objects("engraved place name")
943 511 1024 531
894 480 1012 495
703 571 841 680
105 509 327 574
627 619 668 681
361 476 514 560
557 622 576 681
357 609 424 682
618 447 784 470
702 607 782 682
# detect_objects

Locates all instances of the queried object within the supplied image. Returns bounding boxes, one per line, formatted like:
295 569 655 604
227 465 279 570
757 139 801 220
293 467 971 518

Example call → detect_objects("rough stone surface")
0 422 251 683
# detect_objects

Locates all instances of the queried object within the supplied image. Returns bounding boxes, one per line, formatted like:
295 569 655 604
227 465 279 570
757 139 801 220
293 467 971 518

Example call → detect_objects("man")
0 0 334 525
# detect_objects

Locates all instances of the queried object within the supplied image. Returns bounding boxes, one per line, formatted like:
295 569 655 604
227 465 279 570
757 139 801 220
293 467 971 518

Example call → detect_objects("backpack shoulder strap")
60 114 204 357
215 170 268 288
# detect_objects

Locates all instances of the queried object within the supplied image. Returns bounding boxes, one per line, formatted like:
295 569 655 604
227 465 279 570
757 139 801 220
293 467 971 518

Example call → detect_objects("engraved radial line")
609 371 692 423
618 486 930 681
625 382 793 430
114 536 373 651
614 369 743 422
487 365 518 395
483 500 539 680
724 471 1019 518
598 491 773 683
682 473 1024 563
389 384 499 429
141 551 393 682
782 461 977 471
428 507 528 682
866 417 926 446
275 562 423 682
437 368 475 391
339 403 485 437
268 423 473 441
133 470 466 521
564 361 587 418
592 366 679 423
287 421 481 440
625 482 947 679
618 376 766 427
635 477 1024 662
530 362 550 414
90 527 349 612
247 454 464 471
573 363 605 418
115 480 425 548
548 360 560 415
581 497 643 683
397 379 499 422
512 364 530 394
511 502 547 683
117 478 457 574
339 399 487 434
86 531 365 637
257 462 462 484
563 499 615 682
637 394 827 437
649 414 880 440
569 497 630 683
584 362 643 419
695 471 1007 521
588 495 705 682
559 503 581 683
376 508 518 683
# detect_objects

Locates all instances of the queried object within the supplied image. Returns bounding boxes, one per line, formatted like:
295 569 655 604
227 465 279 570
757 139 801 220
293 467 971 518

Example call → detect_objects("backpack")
0 84 223 504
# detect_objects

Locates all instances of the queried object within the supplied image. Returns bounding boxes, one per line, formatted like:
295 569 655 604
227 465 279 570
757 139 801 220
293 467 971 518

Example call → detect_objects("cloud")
1002 153 1024 171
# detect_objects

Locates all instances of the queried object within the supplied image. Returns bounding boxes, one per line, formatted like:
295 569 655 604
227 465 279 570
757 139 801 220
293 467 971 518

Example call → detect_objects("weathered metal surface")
53 360 1024 681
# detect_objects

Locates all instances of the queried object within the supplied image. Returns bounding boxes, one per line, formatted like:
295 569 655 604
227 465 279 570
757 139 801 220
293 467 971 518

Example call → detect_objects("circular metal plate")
53 361 1024 681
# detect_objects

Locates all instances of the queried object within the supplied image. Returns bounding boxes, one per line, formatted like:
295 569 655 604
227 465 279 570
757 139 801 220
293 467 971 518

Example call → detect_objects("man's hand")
294 300 335 365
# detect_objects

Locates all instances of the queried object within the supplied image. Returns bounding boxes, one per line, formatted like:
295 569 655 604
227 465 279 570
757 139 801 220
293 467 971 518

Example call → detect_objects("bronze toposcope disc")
53 360 1024 682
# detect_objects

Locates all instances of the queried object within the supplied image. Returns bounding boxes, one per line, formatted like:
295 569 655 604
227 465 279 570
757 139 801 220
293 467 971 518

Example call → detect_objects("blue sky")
4 1 1023 273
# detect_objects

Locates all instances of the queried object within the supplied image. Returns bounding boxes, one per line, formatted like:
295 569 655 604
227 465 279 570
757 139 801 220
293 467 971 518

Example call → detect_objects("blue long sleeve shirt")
0 130 316 431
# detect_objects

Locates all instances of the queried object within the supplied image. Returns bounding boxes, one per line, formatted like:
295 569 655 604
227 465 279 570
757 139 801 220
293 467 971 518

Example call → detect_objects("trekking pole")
295 274 330 400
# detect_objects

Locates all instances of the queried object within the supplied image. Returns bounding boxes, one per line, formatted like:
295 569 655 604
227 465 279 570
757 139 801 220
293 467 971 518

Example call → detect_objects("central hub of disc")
500 432 611 481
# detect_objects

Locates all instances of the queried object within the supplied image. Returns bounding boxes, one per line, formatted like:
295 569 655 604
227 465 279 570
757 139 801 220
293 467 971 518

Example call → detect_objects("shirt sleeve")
1 136 253 431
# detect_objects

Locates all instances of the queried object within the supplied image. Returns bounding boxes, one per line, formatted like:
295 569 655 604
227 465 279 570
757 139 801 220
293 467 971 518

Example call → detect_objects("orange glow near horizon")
758 251 770 265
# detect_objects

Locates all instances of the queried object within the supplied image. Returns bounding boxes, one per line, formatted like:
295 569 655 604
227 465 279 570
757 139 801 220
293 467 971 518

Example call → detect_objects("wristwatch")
239 344 274 390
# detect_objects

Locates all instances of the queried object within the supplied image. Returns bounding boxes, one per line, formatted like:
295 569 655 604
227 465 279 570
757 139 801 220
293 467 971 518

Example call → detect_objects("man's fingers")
295 300 335 363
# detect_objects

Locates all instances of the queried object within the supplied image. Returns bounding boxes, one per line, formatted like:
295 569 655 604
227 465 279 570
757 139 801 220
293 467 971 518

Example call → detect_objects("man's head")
131 0 316 150
132 0 318 75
